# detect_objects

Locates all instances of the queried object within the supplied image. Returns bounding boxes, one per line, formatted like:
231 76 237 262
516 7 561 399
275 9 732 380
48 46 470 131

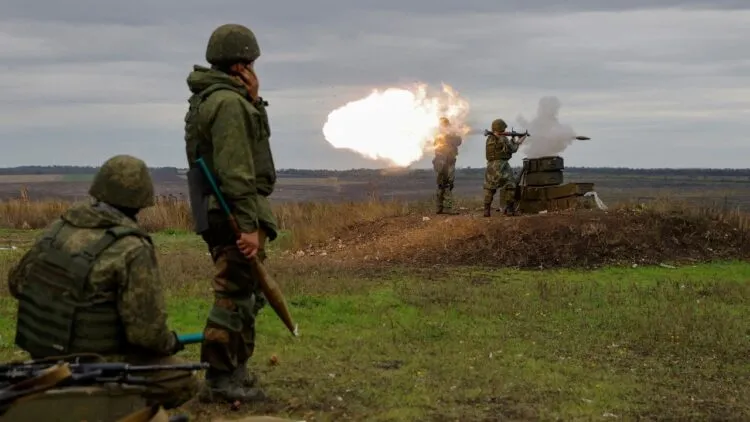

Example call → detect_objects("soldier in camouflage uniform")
6 155 199 409
483 118 522 217
432 117 463 214
183 23 279 404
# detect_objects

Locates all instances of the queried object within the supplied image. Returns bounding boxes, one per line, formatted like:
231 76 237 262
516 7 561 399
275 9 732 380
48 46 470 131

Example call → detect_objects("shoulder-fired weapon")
195 157 298 337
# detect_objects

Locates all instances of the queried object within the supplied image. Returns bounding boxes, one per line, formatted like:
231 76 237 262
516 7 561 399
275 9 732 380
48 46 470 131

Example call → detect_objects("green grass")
1 254 749 420
60 174 95 182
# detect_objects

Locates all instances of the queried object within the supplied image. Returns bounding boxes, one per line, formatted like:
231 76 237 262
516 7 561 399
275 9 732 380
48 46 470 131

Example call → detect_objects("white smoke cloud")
516 96 586 159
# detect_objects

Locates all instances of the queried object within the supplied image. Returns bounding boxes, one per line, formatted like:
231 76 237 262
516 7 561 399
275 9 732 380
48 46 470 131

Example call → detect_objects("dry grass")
0 193 427 250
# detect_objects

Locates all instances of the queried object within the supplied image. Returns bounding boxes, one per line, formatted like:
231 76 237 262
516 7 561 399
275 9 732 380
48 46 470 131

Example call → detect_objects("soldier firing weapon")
484 128 530 144
483 129 590 142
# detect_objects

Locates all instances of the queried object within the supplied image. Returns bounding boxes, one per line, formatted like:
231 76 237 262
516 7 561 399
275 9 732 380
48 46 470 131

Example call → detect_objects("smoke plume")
516 96 584 159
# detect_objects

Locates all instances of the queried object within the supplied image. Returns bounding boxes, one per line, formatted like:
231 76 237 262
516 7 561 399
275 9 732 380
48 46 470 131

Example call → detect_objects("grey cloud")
0 4 749 169
3 0 750 26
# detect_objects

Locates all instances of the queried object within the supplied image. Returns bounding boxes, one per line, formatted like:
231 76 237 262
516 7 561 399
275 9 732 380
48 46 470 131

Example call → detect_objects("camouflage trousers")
483 159 516 206
433 155 456 211
200 197 278 375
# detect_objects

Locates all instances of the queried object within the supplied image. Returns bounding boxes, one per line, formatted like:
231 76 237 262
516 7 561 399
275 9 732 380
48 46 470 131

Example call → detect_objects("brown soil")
285 207 750 269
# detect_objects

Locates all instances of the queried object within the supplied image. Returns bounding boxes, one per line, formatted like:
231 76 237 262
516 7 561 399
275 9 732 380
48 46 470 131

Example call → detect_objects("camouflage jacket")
434 133 462 160
7 202 178 357
184 65 277 233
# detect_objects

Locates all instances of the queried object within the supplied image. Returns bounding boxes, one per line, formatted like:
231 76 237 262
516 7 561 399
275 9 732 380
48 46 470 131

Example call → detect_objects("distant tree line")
1 165 749 179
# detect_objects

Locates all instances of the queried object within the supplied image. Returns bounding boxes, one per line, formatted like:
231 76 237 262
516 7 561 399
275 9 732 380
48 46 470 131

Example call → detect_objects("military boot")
483 204 491 217
199 368 265 404
504 201 518 216
232 365 257 388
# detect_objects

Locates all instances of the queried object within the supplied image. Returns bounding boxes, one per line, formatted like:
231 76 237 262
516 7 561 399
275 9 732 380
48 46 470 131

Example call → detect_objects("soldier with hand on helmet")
183 23 279 404
6 155 200 410
483 118 523 217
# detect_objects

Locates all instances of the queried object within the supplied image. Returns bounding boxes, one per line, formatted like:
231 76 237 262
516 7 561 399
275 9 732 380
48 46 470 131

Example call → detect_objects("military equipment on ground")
0 356 207 421
194 157 299 337
506 153 598 214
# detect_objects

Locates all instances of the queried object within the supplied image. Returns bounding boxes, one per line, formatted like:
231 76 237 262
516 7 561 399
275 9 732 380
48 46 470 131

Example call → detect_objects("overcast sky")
1 1 748 170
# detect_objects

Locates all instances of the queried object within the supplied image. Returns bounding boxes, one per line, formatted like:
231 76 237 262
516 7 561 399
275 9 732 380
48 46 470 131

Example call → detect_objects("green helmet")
205 23 261 65
491 118 507 132
89 155 155 209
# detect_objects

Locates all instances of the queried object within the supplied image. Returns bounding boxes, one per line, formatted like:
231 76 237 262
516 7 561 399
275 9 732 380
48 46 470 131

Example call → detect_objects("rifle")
1 361 208 384
194 157 298 337
484 129 530 143
0 359 207 417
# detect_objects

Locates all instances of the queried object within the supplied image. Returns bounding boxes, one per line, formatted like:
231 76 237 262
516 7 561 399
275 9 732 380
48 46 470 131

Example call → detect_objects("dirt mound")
291 207 750 268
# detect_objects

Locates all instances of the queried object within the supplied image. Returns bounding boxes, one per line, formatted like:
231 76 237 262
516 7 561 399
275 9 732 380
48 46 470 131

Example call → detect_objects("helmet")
491 118 507 132
89 155 155 209
439 117 450 126
205 23 261 65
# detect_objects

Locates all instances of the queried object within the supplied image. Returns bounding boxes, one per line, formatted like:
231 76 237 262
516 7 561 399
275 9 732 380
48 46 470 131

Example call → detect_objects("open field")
1 196 750 420
2 167 750 210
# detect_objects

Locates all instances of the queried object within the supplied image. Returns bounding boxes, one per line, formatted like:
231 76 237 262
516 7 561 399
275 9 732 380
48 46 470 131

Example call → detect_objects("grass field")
1 197 750 421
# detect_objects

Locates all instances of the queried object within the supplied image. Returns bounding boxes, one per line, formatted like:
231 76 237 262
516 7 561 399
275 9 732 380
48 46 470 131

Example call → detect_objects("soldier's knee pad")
207 295 256 331
207 305 243 332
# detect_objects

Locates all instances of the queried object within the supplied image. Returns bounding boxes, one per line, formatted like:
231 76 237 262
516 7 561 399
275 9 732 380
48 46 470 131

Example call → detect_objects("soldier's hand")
239 66 260 101
237 231 260 259
171 331 185 354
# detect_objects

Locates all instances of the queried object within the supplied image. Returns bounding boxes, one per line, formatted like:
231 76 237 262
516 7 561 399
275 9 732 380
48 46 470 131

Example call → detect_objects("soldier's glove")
170 331 186 355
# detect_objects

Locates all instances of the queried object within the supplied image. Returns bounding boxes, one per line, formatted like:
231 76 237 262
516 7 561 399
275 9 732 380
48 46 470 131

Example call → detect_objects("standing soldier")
6 154 199 409
183 23 279 404
432 117 463 214
483 118 523 217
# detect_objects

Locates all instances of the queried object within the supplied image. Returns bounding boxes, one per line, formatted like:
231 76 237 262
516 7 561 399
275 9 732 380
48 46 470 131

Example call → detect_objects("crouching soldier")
6 154 200 409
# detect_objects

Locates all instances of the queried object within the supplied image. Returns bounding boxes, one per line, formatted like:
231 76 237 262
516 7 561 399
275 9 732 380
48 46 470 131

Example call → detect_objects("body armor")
15 221 149 358
485 134 512 161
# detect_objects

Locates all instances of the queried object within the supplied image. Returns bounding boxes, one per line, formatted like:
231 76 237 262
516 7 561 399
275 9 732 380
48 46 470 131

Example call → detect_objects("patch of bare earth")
283 207 750 268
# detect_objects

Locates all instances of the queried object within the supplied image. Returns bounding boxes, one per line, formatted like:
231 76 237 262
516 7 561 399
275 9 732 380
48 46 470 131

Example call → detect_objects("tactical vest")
15 221 150 358
485 134 511 161
184 83 276 197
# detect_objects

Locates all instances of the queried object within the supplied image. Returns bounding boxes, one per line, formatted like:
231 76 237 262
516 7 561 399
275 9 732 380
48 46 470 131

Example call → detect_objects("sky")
1 1 748 170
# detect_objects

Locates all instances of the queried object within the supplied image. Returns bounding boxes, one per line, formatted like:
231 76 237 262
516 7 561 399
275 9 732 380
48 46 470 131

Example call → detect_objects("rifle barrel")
1 362 208 381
